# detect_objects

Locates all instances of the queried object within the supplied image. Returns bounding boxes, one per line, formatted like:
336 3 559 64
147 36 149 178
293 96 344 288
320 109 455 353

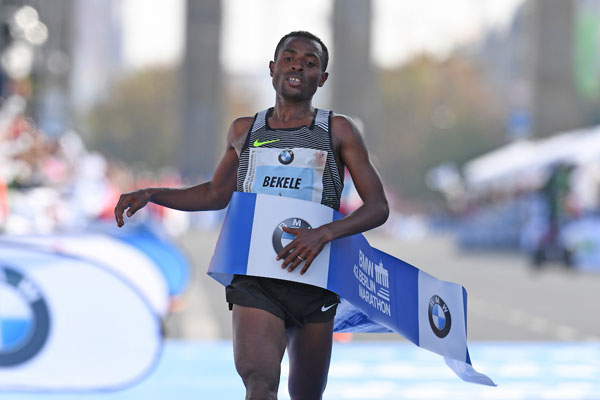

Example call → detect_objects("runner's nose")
291 60 303 72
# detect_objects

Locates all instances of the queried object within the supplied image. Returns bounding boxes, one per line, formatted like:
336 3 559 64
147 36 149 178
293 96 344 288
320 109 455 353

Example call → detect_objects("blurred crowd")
0 94 204 236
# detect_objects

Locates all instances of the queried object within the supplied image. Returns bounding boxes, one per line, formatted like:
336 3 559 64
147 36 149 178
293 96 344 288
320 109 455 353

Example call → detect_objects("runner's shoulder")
227 116 254 148
331 113 363 143
230 116 254 138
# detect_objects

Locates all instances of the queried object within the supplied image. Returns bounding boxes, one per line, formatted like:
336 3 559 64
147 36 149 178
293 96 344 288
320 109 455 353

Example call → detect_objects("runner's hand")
277 225 331 275
114 189 153 227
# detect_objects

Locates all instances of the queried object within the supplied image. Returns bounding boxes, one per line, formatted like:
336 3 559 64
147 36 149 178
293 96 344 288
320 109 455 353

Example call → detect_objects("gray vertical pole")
332 0 382 148
180 0 222 182
30 0 74 137
531 0 582 137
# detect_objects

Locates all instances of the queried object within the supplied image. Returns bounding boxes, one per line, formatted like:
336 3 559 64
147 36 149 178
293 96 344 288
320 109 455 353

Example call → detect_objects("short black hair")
274 31 329 72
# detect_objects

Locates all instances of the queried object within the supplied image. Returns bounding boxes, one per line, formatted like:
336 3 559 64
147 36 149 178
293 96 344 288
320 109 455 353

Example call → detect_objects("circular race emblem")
278 149 294 165
0 266 50 366
428 295 451 338
272 217 312 254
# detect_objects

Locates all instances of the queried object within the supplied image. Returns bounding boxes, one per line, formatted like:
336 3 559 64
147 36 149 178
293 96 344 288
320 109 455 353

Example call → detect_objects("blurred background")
1 0 600 399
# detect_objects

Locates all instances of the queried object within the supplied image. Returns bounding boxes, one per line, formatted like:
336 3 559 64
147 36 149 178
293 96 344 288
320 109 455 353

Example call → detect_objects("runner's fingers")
299 254 315 275
277 240 298 261
281 226 299 234
126 200 139 217
276 227 300 260
114 204 121 225
286 252 305 272
282 249 301 269
114 196 130 226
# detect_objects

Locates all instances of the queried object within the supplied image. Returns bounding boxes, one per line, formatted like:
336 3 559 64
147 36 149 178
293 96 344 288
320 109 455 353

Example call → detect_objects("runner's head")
274 31 329 72
270 31 329 100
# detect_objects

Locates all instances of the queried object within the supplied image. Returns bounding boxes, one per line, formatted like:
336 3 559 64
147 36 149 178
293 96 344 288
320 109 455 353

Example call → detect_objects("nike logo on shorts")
253 139 280 147
321 303 336 312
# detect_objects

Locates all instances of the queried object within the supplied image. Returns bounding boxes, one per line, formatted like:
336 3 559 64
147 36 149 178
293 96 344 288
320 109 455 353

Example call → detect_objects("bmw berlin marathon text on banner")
209 192 495 386
0 243 163 391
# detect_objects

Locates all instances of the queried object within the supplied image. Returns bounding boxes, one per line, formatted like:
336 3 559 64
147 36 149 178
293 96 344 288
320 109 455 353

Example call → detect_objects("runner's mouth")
286 76 303 86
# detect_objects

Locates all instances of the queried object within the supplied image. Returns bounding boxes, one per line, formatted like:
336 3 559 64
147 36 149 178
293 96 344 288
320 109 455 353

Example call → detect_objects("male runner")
114 31 389 400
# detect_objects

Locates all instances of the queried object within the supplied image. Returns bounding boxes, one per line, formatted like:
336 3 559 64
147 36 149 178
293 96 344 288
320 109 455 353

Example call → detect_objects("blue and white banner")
2 234 170 317
0 244 161 390
110 224 191 297
209 192 495 386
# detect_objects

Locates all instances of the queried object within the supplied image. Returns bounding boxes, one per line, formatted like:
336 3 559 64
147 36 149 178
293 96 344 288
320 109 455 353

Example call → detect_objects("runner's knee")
236 366 280 400
289 384 326 400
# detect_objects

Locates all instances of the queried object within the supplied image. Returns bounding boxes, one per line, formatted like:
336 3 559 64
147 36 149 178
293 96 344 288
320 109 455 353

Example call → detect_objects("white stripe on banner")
247 194 332 288
208 192 496 386
0 244 161 390
417 270 466 362
2 234 169 317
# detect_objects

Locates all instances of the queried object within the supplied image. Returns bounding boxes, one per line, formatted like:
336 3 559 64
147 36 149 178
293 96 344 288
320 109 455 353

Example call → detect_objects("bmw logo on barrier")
278 149 294 165
0 266 50 366
428 295 451 338
272 218 312 254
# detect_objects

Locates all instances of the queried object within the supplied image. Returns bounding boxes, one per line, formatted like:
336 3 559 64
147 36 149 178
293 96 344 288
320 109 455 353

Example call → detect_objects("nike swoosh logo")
253 139 280 147
321 303 336 312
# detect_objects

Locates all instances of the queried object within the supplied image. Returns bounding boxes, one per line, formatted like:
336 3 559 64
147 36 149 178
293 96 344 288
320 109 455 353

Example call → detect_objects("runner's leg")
232 305 287 400
286 320 334 400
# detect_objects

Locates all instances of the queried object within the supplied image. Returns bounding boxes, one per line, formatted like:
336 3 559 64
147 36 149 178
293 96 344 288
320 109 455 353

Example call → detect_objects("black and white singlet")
236 108 344 211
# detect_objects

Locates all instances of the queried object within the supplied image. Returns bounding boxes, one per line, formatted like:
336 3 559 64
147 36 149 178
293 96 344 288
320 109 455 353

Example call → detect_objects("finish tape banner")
208 192 495 386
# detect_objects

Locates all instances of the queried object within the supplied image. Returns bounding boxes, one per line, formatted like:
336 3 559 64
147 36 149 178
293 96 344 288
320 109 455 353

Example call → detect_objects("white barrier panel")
0 244 162 390
1 234 169 317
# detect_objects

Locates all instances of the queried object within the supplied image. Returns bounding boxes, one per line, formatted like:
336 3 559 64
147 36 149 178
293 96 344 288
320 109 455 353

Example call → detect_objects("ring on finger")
297 255 304 262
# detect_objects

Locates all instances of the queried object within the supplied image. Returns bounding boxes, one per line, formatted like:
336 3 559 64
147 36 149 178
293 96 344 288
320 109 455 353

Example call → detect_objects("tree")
84 66 180 170
377 53 506 202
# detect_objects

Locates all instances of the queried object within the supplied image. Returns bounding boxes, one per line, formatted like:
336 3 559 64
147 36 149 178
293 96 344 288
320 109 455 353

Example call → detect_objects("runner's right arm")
114 117 252 227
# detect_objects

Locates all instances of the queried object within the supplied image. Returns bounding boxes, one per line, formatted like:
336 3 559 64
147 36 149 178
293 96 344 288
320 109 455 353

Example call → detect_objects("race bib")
242 147 327 203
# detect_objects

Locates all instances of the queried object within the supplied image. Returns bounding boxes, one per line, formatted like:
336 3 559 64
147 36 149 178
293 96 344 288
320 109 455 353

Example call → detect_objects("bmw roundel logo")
0 266 50 367
278 149 294 165
428 295 451 338
272 218 312 254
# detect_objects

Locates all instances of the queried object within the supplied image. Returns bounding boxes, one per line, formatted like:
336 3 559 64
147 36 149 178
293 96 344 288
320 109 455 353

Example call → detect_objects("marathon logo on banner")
208 192 496 386
353 250 391 317
0 245 161 391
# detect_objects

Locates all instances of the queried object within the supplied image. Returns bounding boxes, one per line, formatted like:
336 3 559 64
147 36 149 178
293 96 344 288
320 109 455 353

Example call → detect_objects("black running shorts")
226 274 340 328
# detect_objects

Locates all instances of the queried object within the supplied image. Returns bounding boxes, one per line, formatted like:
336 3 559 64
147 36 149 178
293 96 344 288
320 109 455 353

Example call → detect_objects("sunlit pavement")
1 340 599 400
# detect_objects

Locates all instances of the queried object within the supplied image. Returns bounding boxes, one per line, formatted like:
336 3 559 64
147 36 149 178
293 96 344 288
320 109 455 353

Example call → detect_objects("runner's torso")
236 108 344 210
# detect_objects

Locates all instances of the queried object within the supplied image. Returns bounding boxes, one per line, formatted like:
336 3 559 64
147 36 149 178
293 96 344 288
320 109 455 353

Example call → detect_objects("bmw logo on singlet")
278 149 294 165
272 217 312 254
428 295 451 338
0 266 50 366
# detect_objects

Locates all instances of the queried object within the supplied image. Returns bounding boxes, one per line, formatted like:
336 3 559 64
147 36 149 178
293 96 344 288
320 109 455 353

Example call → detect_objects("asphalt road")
168 228 600 343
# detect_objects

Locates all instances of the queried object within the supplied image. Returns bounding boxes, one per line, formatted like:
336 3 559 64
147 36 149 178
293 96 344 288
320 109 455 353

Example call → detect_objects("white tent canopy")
463 126 600 192
463 139 539 190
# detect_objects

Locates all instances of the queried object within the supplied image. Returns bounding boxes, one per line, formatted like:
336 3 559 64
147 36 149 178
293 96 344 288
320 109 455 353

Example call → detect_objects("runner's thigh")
286 320 334 399
232 305 287 385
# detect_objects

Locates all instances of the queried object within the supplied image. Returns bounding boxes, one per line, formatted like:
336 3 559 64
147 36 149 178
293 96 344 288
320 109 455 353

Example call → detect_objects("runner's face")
270 37 328 101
